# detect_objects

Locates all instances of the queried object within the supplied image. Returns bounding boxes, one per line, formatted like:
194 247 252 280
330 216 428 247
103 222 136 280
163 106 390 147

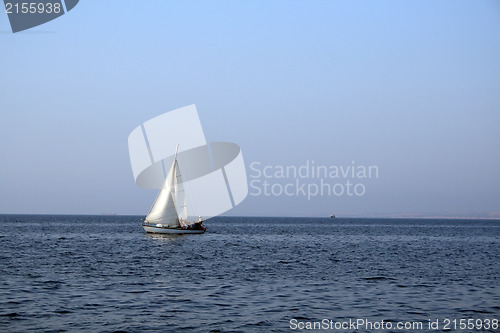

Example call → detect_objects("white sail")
174 161 188 222
145 158 181 228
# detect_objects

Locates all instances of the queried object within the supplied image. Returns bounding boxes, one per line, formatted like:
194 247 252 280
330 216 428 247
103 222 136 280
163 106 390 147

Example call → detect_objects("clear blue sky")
1 0 499 216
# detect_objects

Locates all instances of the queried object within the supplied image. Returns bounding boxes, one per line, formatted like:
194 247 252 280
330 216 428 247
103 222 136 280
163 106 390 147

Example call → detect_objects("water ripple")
0 215 498 332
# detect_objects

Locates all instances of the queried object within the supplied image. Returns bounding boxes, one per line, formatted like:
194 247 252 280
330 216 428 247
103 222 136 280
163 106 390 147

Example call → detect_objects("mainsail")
145 146 187 227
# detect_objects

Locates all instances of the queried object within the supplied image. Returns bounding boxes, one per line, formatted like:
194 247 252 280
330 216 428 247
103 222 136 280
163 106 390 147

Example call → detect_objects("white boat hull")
142 224 205 234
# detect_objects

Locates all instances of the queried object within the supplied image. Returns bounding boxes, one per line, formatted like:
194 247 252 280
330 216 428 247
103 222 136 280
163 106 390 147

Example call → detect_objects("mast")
173 144 188 226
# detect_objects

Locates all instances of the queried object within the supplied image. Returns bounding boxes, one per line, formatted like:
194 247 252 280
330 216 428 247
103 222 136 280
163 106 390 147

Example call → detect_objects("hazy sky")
1 0 499 216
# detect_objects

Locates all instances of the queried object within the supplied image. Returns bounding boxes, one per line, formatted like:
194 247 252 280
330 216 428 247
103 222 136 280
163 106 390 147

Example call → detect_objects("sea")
0 215 499 333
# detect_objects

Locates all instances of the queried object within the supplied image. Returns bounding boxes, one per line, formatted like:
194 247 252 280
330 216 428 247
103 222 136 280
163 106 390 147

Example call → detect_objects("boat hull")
142 224 205 234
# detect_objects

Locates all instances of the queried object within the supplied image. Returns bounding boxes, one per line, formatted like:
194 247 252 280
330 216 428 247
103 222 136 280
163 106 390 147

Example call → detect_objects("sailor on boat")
187 217 206 231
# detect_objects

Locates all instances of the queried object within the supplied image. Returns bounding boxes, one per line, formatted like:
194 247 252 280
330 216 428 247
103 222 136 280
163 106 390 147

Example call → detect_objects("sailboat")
142 145 206 234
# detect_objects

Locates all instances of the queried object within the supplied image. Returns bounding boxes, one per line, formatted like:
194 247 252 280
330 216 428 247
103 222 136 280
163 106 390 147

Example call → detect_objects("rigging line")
186 178 197 220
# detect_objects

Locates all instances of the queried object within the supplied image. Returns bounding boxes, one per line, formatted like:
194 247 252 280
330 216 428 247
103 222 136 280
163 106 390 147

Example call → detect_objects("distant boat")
142 145 206 234
330 214 336 218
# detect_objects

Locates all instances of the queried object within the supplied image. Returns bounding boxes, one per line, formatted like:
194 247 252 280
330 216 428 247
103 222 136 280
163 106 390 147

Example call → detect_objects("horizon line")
0 213 499 220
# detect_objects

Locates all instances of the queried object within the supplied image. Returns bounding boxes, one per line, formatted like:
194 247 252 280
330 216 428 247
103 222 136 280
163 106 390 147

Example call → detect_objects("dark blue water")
0 216 499 332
